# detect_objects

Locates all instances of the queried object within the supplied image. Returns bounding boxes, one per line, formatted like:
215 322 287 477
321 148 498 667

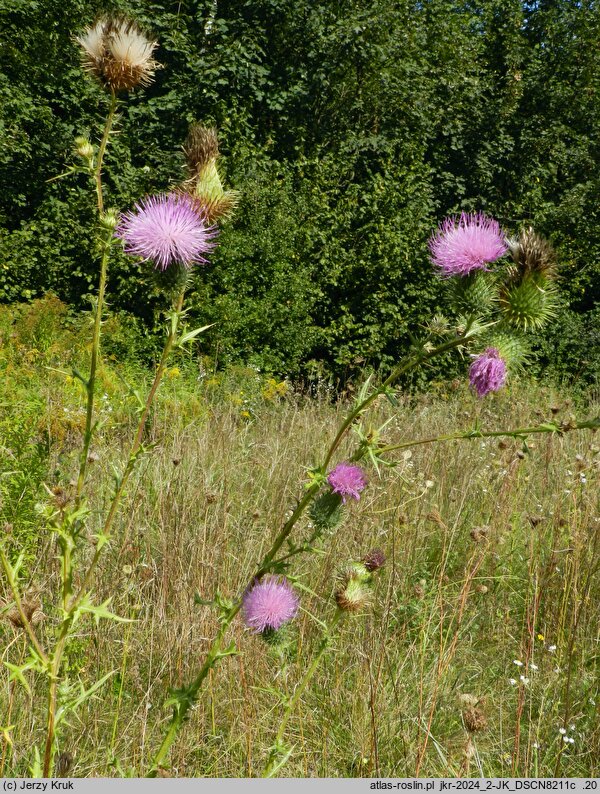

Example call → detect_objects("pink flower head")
429 211 508 277
116 192 217 270
327 462 367 504
469 348 507 397
242 576 299 633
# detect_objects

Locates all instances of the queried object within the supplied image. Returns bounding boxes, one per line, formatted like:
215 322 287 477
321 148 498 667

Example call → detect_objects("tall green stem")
377 416 600 458
263 610 344 777
75 90 119 509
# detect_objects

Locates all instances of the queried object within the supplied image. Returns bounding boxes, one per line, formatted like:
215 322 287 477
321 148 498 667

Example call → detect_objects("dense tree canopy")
1 0 598 381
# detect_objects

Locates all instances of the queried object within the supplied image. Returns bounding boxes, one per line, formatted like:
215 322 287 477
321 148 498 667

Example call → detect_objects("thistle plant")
0 15 226 778
147 210 598 777
1 12 599 781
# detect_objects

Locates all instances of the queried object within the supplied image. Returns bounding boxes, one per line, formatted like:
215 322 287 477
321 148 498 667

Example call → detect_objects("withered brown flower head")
507 228 557 279
180 123 239 223
362 549 386 572
6 591 43 629
463 706 488 733
76 16 159 92
184 125 220 173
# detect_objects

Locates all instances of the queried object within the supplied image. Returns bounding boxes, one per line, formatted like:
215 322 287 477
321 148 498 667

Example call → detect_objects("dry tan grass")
1 379 599 777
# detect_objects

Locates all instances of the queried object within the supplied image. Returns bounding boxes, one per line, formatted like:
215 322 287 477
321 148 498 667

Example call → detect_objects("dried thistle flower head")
184 125 220 172
362 549 386 572
54 752 74 777
463 706 488 733
76 16 159 92
181 123 239 223
6 590 43 629
507 228 557 279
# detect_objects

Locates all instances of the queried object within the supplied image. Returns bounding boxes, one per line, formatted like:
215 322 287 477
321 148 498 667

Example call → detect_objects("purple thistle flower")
469 348 507 398
429 212 508 277
116 192 217 270
327 462 367 504
242 576 299 634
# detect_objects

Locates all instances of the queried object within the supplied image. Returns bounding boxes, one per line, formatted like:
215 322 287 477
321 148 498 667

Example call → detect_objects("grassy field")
0 298 599 778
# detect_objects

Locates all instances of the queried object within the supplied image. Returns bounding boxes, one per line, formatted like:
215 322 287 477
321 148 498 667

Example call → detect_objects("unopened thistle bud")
181 124 239 223
100 208 119 232
76 16 159 93
309 491 343 531
74 135 94 161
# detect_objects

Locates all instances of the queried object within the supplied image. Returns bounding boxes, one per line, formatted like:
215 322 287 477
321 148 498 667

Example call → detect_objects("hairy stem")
377 416 600 458
95 91 118 215
75 91 119 508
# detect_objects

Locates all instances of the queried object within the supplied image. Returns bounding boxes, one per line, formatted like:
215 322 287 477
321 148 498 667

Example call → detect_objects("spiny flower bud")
335 572 372 613
100 208 119 232
76 16 159 93
309 491 343 531
74 135 94 160
498 273 558 331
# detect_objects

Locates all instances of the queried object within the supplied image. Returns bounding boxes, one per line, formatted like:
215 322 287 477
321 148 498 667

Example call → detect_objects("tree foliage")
0 0 598 381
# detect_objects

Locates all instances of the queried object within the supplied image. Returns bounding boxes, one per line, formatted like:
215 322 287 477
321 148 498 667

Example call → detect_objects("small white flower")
590 698 596 706
559 728 567 735
529 662 539 671
580 473 587 484
562 736 570 743
548 644 557 652
509 678 517 685
568 737 575 744
554 666 561 673
520 675 529 684
570 724 575 731
513 660 524 667
533 742 540 749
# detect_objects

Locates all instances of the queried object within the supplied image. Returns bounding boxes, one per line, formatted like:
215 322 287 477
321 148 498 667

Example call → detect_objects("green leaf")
177 324 215 347
72 594 133 627
3 660 33 696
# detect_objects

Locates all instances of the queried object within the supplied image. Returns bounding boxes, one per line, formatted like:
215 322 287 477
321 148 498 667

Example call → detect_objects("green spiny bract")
481 331 530 370
498 273 558 331
499 230 558 331
450 271 497 316
309 491 343 531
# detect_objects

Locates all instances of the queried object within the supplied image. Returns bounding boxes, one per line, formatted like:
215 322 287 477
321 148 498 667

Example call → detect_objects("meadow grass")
0 300 598 777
